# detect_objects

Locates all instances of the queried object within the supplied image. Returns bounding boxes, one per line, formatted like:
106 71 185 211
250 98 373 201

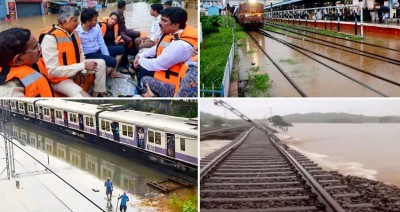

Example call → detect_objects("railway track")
265 21 400 53
264 22 400 66
246 28 400 96
200 128 376 211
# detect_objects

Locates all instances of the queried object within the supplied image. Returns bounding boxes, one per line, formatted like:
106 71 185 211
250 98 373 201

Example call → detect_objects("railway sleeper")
223 162 287 165
200 206 320 212
332 192 360 198
209 176 298 180
212 171 295 176
202 187 304 193
201 195 311 202
219 164 289 168
216 168 291 172
202 181 302 187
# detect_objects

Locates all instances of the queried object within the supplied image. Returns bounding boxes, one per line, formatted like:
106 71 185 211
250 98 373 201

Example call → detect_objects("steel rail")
256 30 389 96
200 127 254 181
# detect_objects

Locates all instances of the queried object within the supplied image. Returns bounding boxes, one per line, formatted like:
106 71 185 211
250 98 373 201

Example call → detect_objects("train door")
166 133 175 158
24 103 28 116
136 126 145 149
111 122 120 142
63 111 68 126
50 109 55 123
78 114 84 131
38 106 43 119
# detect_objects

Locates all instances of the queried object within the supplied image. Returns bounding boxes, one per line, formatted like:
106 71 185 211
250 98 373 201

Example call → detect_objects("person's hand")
142 83 154 97
133 55 140 69
192 47 198 56
84 61 97 71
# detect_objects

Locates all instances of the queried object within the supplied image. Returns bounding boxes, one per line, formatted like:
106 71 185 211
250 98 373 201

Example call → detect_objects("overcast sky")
200 99 400 119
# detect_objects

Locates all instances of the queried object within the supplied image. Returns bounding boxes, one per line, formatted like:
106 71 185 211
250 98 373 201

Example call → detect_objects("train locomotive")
234 1 264 29
0 99 198 175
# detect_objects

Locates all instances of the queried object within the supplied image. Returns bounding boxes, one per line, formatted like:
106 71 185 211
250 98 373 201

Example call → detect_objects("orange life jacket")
99 17 123 44
153 26 198 92
0 62 54 97
38 26 82 83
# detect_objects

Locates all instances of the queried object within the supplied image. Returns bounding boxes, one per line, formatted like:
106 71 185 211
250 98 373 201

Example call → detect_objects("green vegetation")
200 13 246 90
279 59 298 65
245 66 271 97
169 193 198 212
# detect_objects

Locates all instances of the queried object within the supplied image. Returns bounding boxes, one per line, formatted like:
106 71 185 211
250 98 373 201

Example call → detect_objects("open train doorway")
136 126 145 149
166 133 175 158
78 114 84 131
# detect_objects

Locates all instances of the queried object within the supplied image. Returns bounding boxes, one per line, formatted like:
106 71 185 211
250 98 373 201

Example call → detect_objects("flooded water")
242 30 400 97
276 123 400 187
0 2 198 39
0 119 172 211
200 139 232 159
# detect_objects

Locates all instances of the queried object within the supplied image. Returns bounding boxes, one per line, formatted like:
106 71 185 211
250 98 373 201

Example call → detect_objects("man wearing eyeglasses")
0 28 53 97
39 6 106 97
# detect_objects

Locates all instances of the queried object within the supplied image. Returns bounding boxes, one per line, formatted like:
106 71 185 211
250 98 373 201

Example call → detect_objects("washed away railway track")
200 128 377 211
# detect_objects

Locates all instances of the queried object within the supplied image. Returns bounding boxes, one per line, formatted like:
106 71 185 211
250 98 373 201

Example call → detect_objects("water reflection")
0 2 198 38
1 119 167 197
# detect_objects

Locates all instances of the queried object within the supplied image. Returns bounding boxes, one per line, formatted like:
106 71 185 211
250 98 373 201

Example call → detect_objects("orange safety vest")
38 26 82 83
0 62 54 97
153 26 198 92
99 18 123 44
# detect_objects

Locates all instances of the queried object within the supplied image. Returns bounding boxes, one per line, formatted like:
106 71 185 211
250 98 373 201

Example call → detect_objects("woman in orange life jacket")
0 28 53 97
99 12 128 75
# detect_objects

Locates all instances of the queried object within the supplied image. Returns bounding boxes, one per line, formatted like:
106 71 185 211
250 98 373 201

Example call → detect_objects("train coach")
234 1 264 29
0 99 198 174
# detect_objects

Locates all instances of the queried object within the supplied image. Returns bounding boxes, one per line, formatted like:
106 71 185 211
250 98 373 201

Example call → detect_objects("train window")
89 117 94 127
11 101 15 107
101 120 106 130
28 105 33 112
69 113 77 123
155 132 161 145
106 121 110 131
128 126 133 137
85 117 94 127
122 125 127 136
56 111 62 119
44 108 49 116
148 131 154 143
19 103 24 110
180 138 185 151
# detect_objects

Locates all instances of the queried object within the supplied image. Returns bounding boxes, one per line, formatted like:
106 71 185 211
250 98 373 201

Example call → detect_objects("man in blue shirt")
104 177 113 201
77 8 125 79
118 192 129 212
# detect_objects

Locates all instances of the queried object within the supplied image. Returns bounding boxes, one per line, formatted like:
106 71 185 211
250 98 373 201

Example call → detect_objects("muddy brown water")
0 119 195 211
0 2 198 39
238 30 400 97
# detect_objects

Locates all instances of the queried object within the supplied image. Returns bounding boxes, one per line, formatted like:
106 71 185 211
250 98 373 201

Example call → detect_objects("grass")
245 66 271 97
169 192 198 212
201 18 246 89
274 22 363 41
279 59 298 65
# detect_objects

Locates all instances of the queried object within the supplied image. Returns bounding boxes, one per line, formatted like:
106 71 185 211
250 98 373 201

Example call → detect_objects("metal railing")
266 5 364 37
200 34 235 97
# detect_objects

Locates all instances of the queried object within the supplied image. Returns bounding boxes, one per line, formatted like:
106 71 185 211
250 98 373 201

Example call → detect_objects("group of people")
105 177 129 212
0 0 198 97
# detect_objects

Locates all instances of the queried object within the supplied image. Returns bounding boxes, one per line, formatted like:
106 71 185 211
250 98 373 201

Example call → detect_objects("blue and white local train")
0 99 198 173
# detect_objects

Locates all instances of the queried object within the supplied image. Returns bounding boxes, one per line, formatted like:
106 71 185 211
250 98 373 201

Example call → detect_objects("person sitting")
77 8 126 79
141 49 197 97
39 6 106 97
114 0 141 49
0 28 53 97
133 7 198 97
134 3 163 51
99 12 128 74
